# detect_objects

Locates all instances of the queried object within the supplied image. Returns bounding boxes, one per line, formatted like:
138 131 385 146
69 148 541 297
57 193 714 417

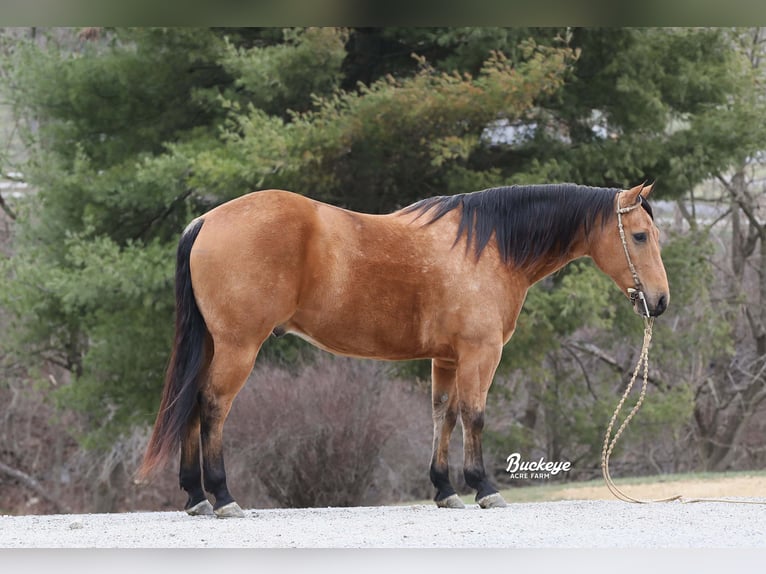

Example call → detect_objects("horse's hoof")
435 494 466 509
214 501 246 519
477 493 508 509
186 499 214 516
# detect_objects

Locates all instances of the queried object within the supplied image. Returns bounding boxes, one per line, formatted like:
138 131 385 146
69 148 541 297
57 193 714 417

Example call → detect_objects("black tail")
139 218 207 478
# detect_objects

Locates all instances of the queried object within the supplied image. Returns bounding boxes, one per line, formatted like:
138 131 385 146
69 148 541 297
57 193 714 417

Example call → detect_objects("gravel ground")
1 499 765 548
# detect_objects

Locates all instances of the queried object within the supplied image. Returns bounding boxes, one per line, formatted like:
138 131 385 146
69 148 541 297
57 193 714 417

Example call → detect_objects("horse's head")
590 183 669 317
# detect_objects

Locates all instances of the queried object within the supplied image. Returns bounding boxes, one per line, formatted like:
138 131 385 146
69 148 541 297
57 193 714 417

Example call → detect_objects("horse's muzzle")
632 291 668 317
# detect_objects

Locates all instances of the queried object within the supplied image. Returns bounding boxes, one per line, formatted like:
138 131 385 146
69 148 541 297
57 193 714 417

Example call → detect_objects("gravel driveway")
1 499 764 548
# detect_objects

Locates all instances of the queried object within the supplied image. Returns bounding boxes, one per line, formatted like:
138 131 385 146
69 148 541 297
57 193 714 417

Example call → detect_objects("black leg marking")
461 408 501 502
179 404 208 510
429 375 460 505
180 466 208 510
464 466 499 501
199 398 235 509
429 462 457 502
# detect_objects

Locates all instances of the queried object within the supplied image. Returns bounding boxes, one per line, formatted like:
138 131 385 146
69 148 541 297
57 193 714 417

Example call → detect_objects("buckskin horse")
139 182 669 517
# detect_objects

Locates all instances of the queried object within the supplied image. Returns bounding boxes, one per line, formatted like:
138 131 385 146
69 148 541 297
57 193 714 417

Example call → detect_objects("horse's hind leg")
179 405 213 516
199 338 261 518
429 359 464 508
178 335 214 516
456 343 507 509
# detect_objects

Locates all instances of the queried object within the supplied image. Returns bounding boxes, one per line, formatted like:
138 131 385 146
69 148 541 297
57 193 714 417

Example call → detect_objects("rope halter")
616 191 651 318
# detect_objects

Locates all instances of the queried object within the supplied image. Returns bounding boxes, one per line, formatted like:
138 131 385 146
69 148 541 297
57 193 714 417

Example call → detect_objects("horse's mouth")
632 293 668 317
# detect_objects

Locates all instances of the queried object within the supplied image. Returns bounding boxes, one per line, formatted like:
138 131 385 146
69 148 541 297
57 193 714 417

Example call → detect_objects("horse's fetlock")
463 466 486 489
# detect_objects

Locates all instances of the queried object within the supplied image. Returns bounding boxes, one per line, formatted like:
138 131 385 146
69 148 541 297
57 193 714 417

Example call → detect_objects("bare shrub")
0 371 181 515
225 354 433 508
72 426 180 513
0 353 433 514
0 374 79 515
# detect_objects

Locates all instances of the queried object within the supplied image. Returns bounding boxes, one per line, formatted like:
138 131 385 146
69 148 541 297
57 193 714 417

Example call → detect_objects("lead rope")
600 315 683 503
601 192 766 505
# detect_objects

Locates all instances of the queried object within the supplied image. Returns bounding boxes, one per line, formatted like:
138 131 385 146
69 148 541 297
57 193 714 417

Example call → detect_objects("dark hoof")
214 501 246 518
186 499 214 516
477 493 508 508
435 494 466 509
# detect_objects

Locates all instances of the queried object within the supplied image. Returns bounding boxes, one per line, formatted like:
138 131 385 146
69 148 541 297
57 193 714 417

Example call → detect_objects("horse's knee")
433 399 459 433
461 408 485 433
459 407 486 461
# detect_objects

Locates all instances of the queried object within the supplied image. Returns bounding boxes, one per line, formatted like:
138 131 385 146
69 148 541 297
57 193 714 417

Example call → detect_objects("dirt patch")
555 475 766 502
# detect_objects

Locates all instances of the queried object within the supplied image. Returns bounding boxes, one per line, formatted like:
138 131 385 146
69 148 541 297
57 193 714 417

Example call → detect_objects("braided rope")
600 316 683 503
600 316 766 504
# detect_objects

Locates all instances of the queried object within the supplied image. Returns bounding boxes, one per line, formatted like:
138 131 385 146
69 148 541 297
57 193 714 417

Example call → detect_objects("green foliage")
501 261 615 372
6 29 227 170
511 28 739 194
0 226 175 443
651 230 733 391
195 39 576 212
220 27 349 117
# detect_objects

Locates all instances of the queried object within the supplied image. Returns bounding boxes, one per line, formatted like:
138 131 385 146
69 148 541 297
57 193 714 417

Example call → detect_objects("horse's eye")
633 232 647 243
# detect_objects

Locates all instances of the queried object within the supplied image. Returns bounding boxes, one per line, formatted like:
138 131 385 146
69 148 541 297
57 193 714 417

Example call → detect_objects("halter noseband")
616 191 651 317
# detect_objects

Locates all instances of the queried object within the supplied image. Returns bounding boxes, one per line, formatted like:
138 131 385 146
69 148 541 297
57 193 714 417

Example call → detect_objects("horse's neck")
517 235 590 285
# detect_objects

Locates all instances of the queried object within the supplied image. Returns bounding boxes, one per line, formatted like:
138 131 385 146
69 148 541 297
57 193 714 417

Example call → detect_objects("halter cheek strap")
616 192 651 317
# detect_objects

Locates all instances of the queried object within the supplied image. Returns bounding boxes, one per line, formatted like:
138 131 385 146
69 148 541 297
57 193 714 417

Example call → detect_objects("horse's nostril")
655 295 667 315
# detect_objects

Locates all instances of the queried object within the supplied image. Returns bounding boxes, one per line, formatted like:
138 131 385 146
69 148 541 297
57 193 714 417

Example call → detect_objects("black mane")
405 184 652 266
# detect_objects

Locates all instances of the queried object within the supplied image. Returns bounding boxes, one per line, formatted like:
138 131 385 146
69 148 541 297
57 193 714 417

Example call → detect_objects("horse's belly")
281 313 434 361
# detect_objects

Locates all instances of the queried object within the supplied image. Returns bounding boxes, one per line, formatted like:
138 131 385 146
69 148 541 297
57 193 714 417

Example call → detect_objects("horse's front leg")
456 342 507 509
429 358 464 508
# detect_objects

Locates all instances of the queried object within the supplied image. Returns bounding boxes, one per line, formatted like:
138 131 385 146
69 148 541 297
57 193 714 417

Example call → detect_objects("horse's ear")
640 181 655 199
621 183 644 205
